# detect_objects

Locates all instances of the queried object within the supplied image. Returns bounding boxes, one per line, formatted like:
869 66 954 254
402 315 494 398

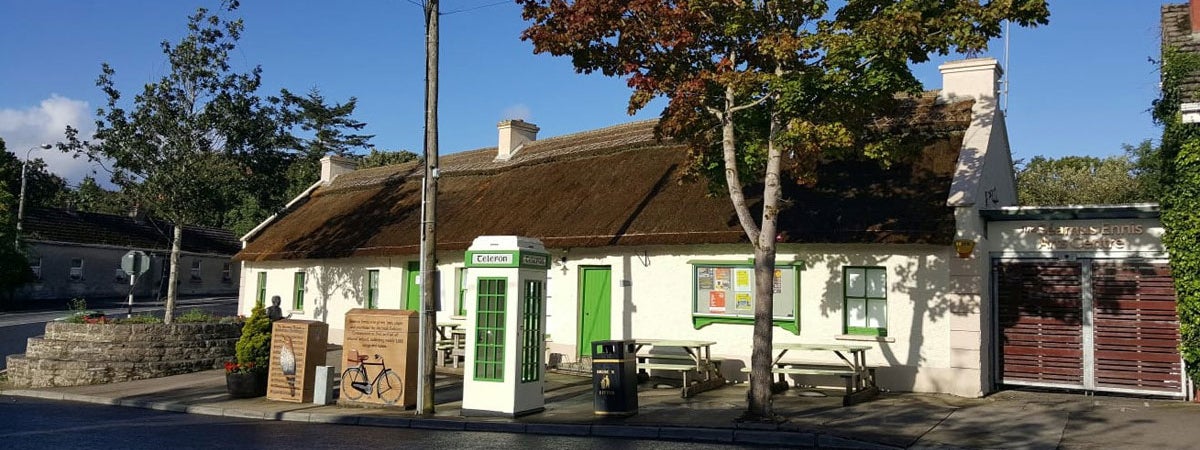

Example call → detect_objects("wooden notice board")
341 309 418 408
267 319 329 403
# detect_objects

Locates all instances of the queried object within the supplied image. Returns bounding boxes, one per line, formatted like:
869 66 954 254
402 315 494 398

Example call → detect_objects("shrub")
234 304 271 372
118 315 163 324
176 308 216 323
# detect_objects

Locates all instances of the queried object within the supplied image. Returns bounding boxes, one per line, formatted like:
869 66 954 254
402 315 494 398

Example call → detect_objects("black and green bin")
592 340 638 416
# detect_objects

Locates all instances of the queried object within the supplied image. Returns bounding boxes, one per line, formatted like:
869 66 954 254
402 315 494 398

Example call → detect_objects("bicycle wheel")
377 369 404 405
340 367 367 401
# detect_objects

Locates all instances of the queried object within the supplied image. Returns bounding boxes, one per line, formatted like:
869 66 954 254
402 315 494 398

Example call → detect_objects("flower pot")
226 371 268 398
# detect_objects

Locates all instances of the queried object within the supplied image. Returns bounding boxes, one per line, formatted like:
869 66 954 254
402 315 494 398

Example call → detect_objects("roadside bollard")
313 365 335 405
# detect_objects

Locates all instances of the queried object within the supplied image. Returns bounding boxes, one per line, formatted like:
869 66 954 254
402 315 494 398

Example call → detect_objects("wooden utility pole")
418 0 440 415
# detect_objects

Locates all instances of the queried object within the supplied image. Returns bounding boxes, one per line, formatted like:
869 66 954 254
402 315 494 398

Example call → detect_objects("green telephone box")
460 236 550 417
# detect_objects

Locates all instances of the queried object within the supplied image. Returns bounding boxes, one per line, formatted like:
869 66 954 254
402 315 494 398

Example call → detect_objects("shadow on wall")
311 265 365 324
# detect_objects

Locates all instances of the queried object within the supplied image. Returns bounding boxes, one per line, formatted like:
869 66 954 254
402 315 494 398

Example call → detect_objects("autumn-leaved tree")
519 0 1048 419
63 4 280 323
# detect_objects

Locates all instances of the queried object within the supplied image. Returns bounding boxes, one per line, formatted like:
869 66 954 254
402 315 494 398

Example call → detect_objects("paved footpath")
3 350 1199 449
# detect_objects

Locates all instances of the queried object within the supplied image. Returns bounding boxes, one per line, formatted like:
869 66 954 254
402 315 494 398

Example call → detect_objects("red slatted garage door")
1092 262 1183 394
997 261 1084 388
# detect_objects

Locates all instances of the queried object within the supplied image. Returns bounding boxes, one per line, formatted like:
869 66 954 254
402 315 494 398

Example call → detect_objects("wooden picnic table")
632 339 725 398
435 322 465 368
757 342 879 406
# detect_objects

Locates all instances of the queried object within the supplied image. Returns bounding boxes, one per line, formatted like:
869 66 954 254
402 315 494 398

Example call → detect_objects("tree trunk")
748 103 785 420
164 224 182 324
715 83 777 419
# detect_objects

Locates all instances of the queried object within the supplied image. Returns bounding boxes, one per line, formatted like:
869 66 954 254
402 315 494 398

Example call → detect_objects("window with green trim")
690 262 800 333
366 269 380 309
844 267 887 336
255 272 267 307
293 271 306 310
454 268 468 316
520 280 543 383
474 278 506 381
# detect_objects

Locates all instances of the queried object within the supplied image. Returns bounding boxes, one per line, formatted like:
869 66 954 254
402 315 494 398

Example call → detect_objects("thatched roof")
236 94 973 262
25 208 240 255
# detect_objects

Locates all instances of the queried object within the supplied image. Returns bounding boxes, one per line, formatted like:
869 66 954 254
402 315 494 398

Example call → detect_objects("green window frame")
689 260 802 334
293 271 306 311
255 272 267 307
520 280 544 383
844 266 887 336
474 277 507 381
454 268 468 316
366 269 380 309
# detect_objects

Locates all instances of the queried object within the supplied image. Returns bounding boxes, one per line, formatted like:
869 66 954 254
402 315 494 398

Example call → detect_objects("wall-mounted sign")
1021 223 1146 251
465 250 551 269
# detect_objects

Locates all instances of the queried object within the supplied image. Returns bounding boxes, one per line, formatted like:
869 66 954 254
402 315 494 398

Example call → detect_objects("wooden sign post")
267 319 328 403
340 309 418 408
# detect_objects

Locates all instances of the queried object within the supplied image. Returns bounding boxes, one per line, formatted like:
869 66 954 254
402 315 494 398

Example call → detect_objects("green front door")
405 261 421 311
578 266 612 357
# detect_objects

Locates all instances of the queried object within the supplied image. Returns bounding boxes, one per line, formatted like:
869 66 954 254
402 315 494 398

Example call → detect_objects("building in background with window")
14 207 241 303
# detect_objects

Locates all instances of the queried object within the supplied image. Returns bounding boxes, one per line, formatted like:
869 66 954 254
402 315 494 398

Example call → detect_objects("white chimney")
496 119 539 161
937 58 1002 104
320 154 357 184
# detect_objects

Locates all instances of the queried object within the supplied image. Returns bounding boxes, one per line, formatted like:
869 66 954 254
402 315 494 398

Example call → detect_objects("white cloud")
500 104 532 122
0 94 107 186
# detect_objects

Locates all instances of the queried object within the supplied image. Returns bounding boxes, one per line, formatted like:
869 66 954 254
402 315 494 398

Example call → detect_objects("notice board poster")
693 264 799 319
709 291 726 313
734 268 752 292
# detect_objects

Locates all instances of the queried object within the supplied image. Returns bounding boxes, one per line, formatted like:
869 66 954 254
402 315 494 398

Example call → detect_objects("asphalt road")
0 298 238 371
0 395 759 449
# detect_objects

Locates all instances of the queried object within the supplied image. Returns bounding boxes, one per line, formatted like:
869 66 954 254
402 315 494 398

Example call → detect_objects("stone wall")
5 322 241 388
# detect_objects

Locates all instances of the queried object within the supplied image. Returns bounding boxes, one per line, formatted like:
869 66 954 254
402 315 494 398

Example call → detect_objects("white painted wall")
240 242 979 395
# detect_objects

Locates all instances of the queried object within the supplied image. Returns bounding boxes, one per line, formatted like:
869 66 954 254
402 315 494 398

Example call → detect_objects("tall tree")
520 0 1048 419
278 87 374 158
356 148 419 169
1125 139 1165 201
276 88 375 200
0 138 34 307
63 4 280 323
66 176 131 216
1016 155 1151 206
1 141 69 213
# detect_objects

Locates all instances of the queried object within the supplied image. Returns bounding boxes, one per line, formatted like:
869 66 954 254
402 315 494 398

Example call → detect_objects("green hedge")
1154 48 1200 383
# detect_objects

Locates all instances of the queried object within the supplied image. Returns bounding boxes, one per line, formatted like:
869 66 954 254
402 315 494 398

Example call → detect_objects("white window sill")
835 334 895 343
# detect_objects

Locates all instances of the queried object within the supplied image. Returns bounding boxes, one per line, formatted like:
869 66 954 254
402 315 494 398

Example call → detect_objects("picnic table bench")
633 339 726 398
741 342 879 406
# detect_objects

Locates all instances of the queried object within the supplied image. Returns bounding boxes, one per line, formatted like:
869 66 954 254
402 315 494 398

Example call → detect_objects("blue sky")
0 1 1172 185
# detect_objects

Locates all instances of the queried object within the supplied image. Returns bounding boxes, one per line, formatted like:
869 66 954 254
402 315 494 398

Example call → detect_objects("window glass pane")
456 268 468 316
847 298 867 327
866 268 886 298
846 268 865 297
867 299 886 328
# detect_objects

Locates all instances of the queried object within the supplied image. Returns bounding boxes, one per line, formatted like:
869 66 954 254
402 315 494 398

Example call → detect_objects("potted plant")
226 303 271 398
